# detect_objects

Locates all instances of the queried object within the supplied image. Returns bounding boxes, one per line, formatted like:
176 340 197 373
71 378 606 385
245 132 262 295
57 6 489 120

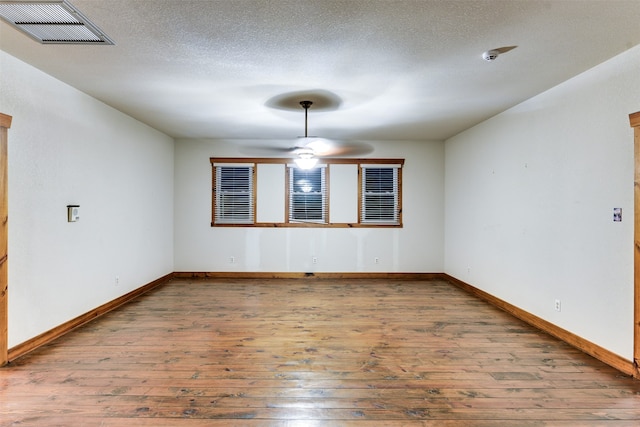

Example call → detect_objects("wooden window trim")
286 164 329 225
210 157 404 228
211 161 257 226
358 164 403 227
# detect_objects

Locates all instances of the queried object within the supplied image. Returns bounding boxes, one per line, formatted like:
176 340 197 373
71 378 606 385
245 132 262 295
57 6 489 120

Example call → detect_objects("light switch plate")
67 205 80 222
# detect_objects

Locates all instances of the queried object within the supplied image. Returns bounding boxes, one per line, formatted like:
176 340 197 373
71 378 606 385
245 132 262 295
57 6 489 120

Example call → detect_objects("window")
213 164 254 225
210 157 403 228
360 165 401 225
288 166 327 223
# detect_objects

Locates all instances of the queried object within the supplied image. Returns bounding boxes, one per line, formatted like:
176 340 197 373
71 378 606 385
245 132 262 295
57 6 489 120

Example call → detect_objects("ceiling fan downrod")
300 100 313 138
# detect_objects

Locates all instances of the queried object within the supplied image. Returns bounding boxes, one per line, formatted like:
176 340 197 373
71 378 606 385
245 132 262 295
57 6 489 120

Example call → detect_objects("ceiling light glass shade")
294 156 318 170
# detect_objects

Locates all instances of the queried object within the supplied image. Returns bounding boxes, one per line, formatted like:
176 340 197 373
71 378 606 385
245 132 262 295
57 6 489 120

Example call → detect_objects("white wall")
5 39 636 363
0 51 175 347
174 139 444 273
445 44 640 359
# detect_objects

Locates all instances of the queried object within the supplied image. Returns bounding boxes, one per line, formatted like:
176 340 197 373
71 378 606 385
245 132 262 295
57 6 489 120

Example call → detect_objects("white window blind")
361 165 400 224
288 166 327 223
214 165 254 224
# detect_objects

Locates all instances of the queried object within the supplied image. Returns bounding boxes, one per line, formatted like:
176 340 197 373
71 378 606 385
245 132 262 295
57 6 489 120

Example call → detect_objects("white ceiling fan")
248 100 372 169
294 100 321 169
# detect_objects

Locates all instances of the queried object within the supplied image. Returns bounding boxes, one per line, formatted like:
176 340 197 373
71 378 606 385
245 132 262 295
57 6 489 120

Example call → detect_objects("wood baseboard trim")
7 272 174 363
443 274 636 377
173 271 444 280
8 271 634 378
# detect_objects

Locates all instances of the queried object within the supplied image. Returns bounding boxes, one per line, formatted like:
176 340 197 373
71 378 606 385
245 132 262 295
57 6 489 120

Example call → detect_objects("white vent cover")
0 0 114 44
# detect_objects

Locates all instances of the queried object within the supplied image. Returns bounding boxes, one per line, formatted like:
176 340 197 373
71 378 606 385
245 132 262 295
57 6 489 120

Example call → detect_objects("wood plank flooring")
2 278 640 426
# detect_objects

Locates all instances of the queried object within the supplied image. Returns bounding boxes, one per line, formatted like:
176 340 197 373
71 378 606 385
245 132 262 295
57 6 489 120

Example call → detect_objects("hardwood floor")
2 278 640 426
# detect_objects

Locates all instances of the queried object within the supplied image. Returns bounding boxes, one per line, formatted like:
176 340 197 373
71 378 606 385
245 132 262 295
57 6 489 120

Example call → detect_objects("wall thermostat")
67 205 80 222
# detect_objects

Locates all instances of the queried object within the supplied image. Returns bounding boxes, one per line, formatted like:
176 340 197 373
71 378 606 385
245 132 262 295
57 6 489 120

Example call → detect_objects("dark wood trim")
443 274 636 377
252 162 258 222
284 165 291 223
7 273 174 363
397 165 403 226
212 222 402 228
0 113 12 367
325 164 331 224
210 161 216 226
0 113 12 129
173 271 443 280
212 157 405 228
357 164 363 223
631 110 640 378
285 164 330 225
357 164 403 227
210 157 405 166
5 269 637 379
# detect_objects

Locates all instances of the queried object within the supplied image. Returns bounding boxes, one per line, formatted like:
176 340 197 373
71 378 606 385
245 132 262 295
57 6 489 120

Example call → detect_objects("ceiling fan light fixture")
294 150 318 170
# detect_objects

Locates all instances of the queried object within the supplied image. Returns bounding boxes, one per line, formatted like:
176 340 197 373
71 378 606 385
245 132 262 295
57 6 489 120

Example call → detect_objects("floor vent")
0 0 114 45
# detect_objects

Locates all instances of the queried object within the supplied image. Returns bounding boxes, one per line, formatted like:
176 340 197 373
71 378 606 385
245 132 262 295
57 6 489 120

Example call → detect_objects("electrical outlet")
312 256 318 264
374 257 380 264
554 299 561 312
115 276 120 286
229 256 235 264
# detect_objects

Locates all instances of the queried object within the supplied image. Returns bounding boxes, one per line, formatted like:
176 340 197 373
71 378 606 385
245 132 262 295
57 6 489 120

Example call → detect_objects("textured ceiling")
1 0 640 141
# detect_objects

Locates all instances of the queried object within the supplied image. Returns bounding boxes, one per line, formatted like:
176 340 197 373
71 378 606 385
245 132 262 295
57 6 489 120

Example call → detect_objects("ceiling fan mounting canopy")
264 90 342 112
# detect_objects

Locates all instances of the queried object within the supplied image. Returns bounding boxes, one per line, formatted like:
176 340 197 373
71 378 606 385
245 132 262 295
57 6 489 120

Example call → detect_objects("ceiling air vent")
0 0 114 44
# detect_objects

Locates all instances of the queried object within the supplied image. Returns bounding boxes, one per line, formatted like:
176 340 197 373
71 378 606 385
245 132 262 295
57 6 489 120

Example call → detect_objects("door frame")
1 112 12 367
631 111 640 378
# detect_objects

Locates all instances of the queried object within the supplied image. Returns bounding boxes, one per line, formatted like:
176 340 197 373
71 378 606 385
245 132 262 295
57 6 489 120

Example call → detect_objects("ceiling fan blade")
244 97 372 159
239 144 299 156
311 141 374 157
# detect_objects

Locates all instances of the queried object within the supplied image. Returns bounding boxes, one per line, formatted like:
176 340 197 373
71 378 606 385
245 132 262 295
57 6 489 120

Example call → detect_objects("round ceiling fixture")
482 46 518 62
482 49 500 61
